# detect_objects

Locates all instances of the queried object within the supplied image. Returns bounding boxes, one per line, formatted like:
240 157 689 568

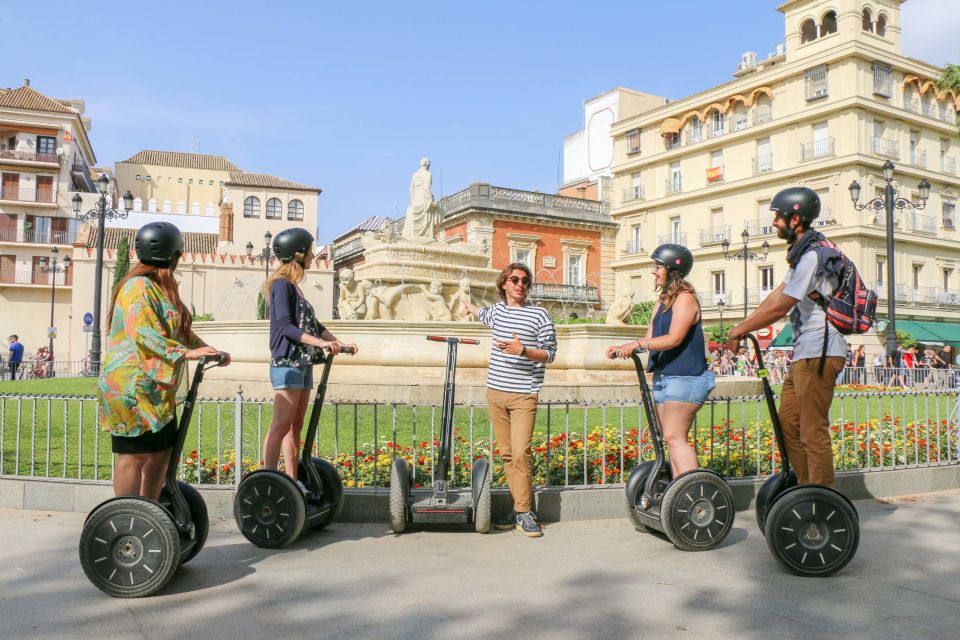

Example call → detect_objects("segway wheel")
79 498 181 598
389 458 410 533
234 470 306 548
173 481 208 564
764 486 860 577
474 461 492 534
298 457 345 530
660 471 735 552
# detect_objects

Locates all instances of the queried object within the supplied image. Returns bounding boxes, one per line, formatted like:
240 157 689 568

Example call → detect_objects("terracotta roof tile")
0 85 76 114
226 171 321 193
86 226 218 255
121 150 241 171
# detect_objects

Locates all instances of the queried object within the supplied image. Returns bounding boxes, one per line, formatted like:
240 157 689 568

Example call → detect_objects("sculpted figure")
402 158 437 240
337 269 366 320
605 291 635 325
452 277 475 322
422 279 453 321
369 281 420 320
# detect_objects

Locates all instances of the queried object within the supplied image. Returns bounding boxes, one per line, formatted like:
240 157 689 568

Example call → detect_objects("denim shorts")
652 370 716 406
269 364 314 390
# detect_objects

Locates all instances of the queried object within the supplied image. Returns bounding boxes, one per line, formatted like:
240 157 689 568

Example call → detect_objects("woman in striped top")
460 263 557 537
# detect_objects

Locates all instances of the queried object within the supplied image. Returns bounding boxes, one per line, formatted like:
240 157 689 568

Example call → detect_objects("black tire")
764 486 860 577
79 498 181 598
234 470 306 548
174 482 208 564
389 459 409 533
298 457 344 530
660 471 735 552
474 462 492 534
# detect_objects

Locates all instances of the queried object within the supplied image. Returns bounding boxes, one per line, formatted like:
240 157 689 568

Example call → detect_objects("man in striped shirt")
461 263 557 537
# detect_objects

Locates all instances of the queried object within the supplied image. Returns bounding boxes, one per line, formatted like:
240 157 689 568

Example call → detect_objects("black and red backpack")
811 237 877 335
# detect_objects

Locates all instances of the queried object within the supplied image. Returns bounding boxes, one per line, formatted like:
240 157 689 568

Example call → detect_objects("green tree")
112 236 130 295
938 63 960 135
705 322 735 344
895 328 916 349
257 290 267 320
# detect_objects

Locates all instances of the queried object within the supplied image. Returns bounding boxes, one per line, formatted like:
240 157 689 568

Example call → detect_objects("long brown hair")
264 253 307 300
658 271 699 311
106 261 192 338
496 262 533 303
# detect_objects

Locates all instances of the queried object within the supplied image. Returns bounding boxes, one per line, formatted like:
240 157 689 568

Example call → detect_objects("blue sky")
4 0 958 242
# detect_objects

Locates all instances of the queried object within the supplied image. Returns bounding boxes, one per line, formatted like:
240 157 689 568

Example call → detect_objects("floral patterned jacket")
98 276 205 437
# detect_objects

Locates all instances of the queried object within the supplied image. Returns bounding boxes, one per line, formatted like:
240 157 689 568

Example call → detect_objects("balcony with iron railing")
0 148 60 165
699 225 729 246
744 218 777 237
664 176 682 195
871 136 899 159
331 237 365 262
936 290 960 305
528 282 600 303
439 183 609 222
622 240 645 257
621 185 645 204
747 287 777 304
71 154 95 192
0 227 76 245
0 187 57 205
811 208 834 227
909 286 940 304
0 267 69 286
907 148 927 169
801 138 835 161
752 154 774 174
702 290 731 308
906 213 937 235
904 98 957 124
942 157 957 176
875 282 908 302
657 232 686 246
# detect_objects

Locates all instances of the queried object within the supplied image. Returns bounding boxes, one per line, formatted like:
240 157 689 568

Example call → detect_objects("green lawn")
2 385 957 485
0 377 97 396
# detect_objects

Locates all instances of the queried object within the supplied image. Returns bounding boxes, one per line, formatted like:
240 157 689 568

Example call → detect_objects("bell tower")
779 0 905 63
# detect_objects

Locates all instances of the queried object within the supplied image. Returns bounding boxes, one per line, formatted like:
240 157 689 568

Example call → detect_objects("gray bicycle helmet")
134 222 183 267
650 243 694 277
771 186 821 226
272 228 314 263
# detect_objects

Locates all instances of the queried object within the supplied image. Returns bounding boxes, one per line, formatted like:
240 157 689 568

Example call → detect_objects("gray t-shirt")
782 251 847 361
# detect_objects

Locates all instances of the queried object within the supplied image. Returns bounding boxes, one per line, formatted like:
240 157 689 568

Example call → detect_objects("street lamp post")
245 230 274 280
39 246 70 377
73 174 134 376
722 230 770 318
718 298 726 340
849 160 930 363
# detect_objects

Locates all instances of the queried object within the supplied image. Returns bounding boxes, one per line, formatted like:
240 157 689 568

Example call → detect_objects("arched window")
876 13 887 36
862 7 873 31
820 11 838 36
800 18 817 43
266 197 283 219
288 199 304 221
244 196 261 218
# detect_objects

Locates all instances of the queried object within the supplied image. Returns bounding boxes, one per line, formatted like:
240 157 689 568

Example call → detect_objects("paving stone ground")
1 489 958 640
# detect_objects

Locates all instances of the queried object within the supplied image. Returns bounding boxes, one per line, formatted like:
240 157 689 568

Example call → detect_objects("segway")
389 335 492 533
234 346 355 548
79 353 228 597
621 348 735 551
745 332 860 576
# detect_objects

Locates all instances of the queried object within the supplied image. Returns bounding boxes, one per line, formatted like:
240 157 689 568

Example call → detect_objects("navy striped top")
478 302 557 393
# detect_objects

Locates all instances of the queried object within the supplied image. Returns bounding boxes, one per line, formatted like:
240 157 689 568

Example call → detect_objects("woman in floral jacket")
99 222 230 499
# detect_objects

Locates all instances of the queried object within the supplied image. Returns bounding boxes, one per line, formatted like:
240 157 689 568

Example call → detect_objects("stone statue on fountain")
402 157 440 242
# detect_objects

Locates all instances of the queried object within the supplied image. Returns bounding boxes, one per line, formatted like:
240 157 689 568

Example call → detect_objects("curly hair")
658 270 699 311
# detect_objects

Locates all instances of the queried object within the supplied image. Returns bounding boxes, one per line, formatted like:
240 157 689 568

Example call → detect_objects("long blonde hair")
658 271 699 311
263 253 306 300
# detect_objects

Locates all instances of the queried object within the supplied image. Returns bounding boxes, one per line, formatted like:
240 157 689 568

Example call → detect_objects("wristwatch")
520 345 527 357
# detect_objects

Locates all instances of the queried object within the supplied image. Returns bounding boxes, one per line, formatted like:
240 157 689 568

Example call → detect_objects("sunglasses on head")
508 276 531 286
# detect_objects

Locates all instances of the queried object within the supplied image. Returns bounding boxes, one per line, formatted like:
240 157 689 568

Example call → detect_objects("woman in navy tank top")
607 244 715 476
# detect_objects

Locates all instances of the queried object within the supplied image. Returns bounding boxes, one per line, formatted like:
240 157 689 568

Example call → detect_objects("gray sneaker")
516 511 543 537
494 510 517 530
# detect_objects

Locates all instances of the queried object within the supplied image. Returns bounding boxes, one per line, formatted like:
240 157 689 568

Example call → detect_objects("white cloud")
901 0 960 65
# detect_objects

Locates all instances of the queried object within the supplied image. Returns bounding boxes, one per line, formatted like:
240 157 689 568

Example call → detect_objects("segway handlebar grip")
426 335 448 342
458 338 480 345
200 352 229 366
338 345 356 355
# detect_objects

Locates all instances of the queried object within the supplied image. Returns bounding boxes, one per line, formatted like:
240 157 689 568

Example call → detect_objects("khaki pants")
486 388 538 513
778 356 845 487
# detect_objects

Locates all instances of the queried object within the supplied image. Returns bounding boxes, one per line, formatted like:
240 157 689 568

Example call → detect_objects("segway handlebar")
198 352 229 367
426 335 479 345
336 345 356 355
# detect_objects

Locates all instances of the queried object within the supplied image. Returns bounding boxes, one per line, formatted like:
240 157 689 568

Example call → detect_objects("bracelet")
520 346 527 357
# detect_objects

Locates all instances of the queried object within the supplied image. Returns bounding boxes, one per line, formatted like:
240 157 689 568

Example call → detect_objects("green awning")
768 325 793 349
895 320 960 346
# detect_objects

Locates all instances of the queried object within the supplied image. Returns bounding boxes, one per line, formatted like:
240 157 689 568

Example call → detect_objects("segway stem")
300 346 355 492
743 333 791 473
629 349 667 497
164 353 227 531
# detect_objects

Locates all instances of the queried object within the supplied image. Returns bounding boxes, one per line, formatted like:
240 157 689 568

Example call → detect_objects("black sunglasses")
508 276 531 286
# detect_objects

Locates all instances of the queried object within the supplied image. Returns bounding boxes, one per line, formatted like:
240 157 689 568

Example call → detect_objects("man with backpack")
727 187 863 488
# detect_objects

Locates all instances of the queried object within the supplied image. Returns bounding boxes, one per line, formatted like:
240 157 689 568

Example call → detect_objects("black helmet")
651 243 693 277
135 222 183 266
771 187 820 225
272 228 314 263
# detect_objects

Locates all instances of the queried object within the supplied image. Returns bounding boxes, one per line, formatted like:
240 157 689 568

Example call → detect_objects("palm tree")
939 64 960 135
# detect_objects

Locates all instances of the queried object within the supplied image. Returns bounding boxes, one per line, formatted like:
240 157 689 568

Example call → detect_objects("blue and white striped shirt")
478 302 557 393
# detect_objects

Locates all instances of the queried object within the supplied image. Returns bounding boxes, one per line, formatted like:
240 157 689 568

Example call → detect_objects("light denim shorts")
652 370 716 406
269 364 314 390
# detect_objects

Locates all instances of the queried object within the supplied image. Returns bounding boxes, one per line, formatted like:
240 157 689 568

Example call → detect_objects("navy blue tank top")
649 300 707 376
